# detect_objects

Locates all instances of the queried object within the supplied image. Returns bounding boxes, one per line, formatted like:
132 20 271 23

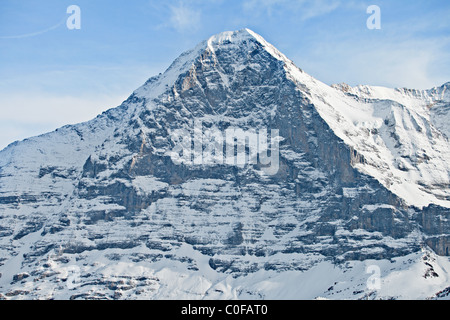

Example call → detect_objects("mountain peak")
134 28 295 100
204 28 274 48
205 28 291 64
206 28 257 45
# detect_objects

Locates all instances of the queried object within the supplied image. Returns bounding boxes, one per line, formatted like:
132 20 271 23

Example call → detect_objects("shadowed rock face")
0 29 448 299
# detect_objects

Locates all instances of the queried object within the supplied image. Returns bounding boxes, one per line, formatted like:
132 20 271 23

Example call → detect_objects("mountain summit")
0 29 449 300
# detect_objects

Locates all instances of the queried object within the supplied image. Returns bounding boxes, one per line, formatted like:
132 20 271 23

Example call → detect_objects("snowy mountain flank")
0 29 449 300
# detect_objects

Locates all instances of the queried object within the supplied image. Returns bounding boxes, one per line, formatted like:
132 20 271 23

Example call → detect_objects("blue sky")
1 0 450 150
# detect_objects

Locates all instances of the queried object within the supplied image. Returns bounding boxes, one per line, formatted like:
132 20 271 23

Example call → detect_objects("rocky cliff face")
0 29 449 300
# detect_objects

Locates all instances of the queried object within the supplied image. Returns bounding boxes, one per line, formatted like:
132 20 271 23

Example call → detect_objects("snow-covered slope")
0 29 449 300
328 82 450 208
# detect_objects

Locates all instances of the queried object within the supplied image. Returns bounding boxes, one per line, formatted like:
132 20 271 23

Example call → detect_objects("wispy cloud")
169 2 202 33
0 18 66 39
298 0 341 20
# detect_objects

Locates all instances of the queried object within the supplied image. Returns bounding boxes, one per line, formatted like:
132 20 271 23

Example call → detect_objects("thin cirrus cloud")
169 3 202 33
0 18 66 39
151 1 202 33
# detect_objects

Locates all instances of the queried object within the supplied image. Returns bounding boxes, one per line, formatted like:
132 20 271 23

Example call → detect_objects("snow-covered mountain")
0 29 449 300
